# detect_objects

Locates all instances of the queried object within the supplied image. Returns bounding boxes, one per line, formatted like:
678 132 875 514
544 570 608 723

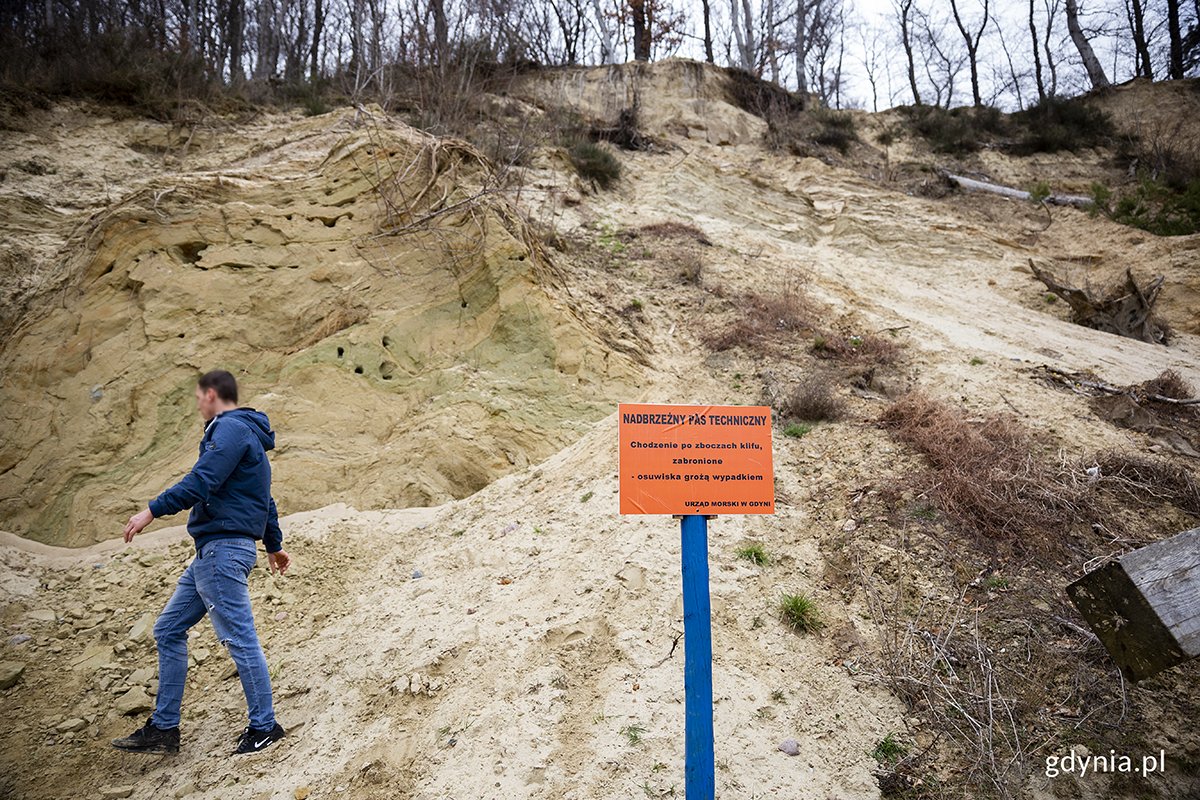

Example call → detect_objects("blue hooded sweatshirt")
148 407 284 554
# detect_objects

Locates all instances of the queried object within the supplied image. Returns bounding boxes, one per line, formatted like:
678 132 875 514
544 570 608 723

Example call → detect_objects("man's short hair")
198 369 238 403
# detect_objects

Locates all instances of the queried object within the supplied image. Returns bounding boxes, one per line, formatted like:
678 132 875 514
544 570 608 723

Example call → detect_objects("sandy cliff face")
0 105 640 546
511 59 767 146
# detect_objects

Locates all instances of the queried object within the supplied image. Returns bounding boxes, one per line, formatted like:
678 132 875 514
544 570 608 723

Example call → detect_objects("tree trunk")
629 0 650 60
310 0 323 81
1042 0 1058 94
949 0 985 106
1129 0 1153 78
730 0 754 73
898 0 921 105
766 0 780 82
1064 0 1110 89
1166 0 1184 79
794 0 809 96
1029 0 1045 100
592 0 616 63
700 0 714 62
431 0 448 66
225 0 244 85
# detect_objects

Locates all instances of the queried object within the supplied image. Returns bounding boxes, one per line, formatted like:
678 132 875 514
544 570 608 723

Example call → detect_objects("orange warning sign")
619 403 775 515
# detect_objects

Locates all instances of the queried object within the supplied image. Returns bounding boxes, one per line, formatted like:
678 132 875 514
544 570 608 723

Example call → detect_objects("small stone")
56 718 87 733
778 738 800 756
115 686 153 716
138 552 163 567
8 634 32 646
71 644 118 671
193 648 210 665
26 609 57 622
294 788 311 800
128 667 155 685
127 612 154 643
0 661 26 689
274 612 289 621
411 569 423 579
841 519 858 532
174 781 198 797
100 786 134 799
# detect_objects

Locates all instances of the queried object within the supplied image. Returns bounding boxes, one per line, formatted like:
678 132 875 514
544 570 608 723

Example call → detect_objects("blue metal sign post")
680 513 715 799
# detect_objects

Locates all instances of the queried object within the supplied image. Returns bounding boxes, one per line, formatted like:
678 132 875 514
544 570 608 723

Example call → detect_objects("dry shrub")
1092 450 1200 515
638 221 711 245
1137 368 1196 403
866 587 1034 798
675 250 703 284
702 283 815 352
878 392 1087 538
812 331 901 365
778 374 846 421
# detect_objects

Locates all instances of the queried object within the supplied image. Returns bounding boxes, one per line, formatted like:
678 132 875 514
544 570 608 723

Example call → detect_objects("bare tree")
1041 0 1061 94
311 0 325 81
807 0 846 106
699 0 714 62
894 0 922 104
629 0 649 59
993 13 1024 107
1124 0 1153 78
858 22 887 111
949 0 989 105
793 0 840 100
1166 0 1185 78
730 0 758 72
591 0 617 63
1028 0 1046 98
1064 0 1111 88
917 5 967 107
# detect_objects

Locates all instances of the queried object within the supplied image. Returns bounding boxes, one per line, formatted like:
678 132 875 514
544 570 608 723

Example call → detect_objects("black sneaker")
233 721 286 755
111 716 180 754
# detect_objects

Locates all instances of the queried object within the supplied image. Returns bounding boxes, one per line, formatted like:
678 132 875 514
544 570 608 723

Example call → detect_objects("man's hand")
267 550 291 576
123 508 154 543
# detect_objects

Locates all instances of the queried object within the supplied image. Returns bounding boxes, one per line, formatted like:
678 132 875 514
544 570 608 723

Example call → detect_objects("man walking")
112 369 291 756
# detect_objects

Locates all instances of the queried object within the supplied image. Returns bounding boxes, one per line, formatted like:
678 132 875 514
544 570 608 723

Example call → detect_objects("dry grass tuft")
702 283 815 352
812 331 902 365
638 220 712 245
674 250 703 284
777 375 846 421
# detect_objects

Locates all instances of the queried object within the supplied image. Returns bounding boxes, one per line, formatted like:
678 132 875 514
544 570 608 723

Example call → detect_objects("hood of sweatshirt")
214 407 276 451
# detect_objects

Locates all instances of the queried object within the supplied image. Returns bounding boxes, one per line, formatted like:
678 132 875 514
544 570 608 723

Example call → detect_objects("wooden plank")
1067 527 1200 682
1125 528 1200 657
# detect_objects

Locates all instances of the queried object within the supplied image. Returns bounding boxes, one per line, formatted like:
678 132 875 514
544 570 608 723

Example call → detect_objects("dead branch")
1032 364 1200 406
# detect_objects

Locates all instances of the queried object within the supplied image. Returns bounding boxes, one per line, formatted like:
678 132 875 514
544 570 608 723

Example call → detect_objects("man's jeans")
150 536 276 731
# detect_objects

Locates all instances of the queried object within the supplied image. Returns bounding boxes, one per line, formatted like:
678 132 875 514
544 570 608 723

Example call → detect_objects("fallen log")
943 171 1094 208
1029 260 1169 345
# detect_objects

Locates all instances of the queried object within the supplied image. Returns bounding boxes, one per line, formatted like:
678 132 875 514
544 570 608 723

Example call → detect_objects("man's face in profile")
195 386 220 421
